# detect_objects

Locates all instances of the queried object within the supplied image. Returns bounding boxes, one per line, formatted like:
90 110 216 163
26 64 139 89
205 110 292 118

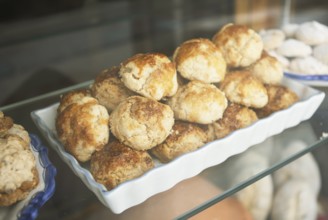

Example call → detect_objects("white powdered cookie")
260 29 285 51
267 50 290 68
281 23 299 38
313 43 328 65
276 39 312 58
295 21 328 45
289 56 328 74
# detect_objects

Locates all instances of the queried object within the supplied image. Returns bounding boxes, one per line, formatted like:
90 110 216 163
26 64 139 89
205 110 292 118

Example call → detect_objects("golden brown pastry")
57 89 93 113
212 23 263 68
254 84 299 118
167 81 227 124
90 140 154 190
150 121 208 163
210 103 258 139
119 53 178 100
0 113 39 206
109 96 174 151
173 38 227 83
219 71 268 108
90 66 135 112
56 92 110 162
248 51 283 85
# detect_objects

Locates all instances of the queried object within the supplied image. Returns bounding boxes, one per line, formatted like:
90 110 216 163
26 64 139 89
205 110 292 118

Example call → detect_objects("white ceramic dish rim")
30 77 325 214
284 72 328 87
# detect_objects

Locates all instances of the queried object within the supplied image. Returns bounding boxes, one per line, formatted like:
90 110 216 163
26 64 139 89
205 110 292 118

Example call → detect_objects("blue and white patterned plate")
284 72 328 87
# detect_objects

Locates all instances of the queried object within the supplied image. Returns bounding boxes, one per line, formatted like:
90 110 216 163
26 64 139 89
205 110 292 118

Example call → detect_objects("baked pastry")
0 113 39 206
119 53 178 100
313 43 328 65
267 50 290 68
90 66 135 112
219 71 268 108
109 96 174 151
295 21 328 45
56 92 110 162
90 140 154 190
260 29 285 51
248 51 283 85
167 81 227 124
210 103 258 139
150 121 208 163
281 23 299 38
212 23 263 68
254 84 298 118
57 89 92 113
276 39 312 58
289 56 328 75
173 38 226 83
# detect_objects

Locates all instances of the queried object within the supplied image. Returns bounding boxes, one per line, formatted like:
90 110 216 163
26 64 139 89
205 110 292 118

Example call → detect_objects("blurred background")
0 0 327 106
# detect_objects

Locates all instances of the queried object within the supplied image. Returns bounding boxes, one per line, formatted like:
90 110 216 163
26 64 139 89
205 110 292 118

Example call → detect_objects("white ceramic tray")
30 77 325 214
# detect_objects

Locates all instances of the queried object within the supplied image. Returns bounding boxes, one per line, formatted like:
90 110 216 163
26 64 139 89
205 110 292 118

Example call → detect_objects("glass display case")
1 0 328 219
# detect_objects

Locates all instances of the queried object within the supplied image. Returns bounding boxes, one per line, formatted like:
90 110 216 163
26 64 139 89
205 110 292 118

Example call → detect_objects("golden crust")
0 112 13 135
56 96 110 162
254 84 299 118
211 103 258 139
248 51 283 85
0 168 39 206
109 96 174 151
57 89 93 113
150 121 208 163
219 71 268 108
119 53 178 100
212 23 263 68
167 81 227 124
173 38 227 83
90 140 154 190
91 66 135 112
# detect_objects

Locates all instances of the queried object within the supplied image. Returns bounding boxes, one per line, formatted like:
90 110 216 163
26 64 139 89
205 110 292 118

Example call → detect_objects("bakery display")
52 22 303 193
0 112 39 206
173 38 226 83
260 20 328 75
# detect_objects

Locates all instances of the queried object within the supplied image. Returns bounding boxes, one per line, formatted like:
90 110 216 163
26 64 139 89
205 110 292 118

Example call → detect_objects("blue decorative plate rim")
17 134 57 220
284 72 328 81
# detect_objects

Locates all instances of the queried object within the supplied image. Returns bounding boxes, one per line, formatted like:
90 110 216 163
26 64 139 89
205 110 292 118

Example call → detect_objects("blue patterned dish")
284 72 328 87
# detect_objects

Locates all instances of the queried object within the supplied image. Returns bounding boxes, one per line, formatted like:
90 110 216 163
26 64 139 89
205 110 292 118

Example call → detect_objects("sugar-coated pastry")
167 81 227 124
289 56 328 75
295 21 328 45
219 71 268 108
276 39 312 58
90 140 154 190
210 103 258 139
119 53 178 100
56 95 110 162
173 38 227 83
267 50 290 68
313 43 328 65
109 96 174 151
212 23 263 68
281 23 299 38
254 84 298 118
260 29 285 51
150 121 208 163
0 113 39 206
248 51 283 85
57 89 93 113
91 66 135 112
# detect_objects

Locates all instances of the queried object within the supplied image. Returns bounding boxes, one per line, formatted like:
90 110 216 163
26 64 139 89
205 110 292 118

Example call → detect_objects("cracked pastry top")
119 53 178 100
212 23 263 68
109 96 174 151
173 38 227 83
56 90 110 162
